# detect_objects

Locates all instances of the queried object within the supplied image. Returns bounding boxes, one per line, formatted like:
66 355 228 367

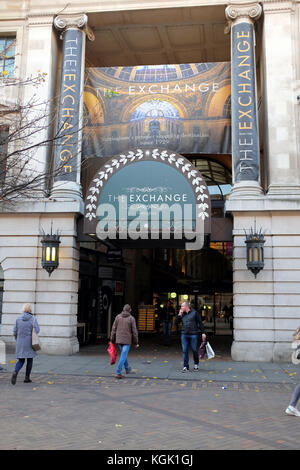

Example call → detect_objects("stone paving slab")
0 371 299 451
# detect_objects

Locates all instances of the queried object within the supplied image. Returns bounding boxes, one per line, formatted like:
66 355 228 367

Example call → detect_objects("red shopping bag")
107 341 117 365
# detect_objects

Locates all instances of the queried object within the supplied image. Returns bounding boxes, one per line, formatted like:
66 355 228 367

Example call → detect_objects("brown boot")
116 374 124 379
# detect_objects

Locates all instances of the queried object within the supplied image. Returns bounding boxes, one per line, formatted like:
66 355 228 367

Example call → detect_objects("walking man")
175 301 206 372
110 304 139 379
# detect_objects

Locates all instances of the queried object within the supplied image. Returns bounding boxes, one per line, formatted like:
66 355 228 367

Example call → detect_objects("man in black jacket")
175 301 206 372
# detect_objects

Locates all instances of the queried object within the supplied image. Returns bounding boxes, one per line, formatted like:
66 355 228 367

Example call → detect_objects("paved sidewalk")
1 337 299 451
1 336 299 385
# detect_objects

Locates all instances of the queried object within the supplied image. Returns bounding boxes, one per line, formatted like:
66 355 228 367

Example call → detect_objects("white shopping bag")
206 342 215 359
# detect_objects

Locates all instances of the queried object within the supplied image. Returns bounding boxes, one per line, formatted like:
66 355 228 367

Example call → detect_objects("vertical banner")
231 22 260 183
54 29 83 182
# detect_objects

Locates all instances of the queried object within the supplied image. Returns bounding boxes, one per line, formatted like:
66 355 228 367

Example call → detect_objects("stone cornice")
54 14 95 41
262 0 295 13
225 2 262 24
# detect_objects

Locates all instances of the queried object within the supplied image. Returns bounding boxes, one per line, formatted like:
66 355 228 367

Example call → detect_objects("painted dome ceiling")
100 63 217 83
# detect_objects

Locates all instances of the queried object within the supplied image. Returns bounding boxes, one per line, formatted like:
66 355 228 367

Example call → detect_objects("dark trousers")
15 358 33 376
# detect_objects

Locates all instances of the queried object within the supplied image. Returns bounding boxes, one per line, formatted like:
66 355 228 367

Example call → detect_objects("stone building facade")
0 0 300 361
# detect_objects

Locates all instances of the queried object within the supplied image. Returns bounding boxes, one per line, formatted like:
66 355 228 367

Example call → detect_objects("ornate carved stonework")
54 14 95 41
225 2 262 24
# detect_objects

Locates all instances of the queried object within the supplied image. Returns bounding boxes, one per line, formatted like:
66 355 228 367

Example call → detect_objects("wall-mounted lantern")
244 224 265 278
40 224 61 276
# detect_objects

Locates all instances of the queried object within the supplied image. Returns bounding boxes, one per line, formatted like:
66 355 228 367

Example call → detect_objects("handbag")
107 341 117 365
32 317 41 351
198 341 207 359
291 345 300 365
206 341 215 360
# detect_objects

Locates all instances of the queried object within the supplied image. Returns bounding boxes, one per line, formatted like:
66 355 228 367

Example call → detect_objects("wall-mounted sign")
107 248 122 263
83 63 231 158
84 148 211 250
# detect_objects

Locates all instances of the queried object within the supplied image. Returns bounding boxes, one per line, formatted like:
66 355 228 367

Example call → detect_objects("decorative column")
51 14 94 200
262 1 300 196
225 2 263 198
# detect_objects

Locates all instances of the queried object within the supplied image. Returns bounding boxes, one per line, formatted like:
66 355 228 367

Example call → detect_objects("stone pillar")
262 1 300 196
225 1 263 198
51 14 94 200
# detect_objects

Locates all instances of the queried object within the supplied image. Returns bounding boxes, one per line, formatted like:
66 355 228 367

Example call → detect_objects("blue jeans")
116 344 131 375
162 321 172 344
181 334 199 368
290 382 300 407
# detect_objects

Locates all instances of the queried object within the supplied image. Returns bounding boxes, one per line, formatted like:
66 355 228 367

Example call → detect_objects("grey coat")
13 312 40 359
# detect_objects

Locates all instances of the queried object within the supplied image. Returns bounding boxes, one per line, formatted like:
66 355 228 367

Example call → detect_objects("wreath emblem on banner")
85 148 210 223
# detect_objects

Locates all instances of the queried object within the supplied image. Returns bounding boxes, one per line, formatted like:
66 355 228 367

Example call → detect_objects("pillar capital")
225 2 262 25
54 13 95 41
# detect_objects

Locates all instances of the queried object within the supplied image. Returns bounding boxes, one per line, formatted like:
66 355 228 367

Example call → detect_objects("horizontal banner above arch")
84 148 211 246
82 63 231 159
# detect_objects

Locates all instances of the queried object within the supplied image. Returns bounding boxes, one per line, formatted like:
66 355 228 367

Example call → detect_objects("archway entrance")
78 153 232 354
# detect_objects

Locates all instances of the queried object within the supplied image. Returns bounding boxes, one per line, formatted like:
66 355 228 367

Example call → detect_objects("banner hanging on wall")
82 63 231 158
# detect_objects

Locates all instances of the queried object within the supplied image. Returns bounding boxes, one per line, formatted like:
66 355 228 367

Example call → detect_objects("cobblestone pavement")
0 371 299 451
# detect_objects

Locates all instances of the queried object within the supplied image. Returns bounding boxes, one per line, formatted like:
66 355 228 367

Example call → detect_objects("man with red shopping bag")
110 304 139 379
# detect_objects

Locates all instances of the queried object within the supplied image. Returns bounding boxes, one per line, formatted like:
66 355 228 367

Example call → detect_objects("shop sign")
231 22 259 182
84 148 211 250
107 248 122 263
54 29 83 181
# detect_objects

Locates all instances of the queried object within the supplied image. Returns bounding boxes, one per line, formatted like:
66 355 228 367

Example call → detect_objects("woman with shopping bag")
11 303 40 385
110 304 139 379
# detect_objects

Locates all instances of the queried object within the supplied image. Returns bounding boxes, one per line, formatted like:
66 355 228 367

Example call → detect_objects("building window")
0 126 9 185
0 37 16 78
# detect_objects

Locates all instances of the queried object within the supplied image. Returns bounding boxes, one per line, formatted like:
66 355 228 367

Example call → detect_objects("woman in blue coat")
11 303 40 385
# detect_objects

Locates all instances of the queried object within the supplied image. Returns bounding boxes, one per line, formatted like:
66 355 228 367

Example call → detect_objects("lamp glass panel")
254 247 258 262
46 247 51 262
51 247 56 262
